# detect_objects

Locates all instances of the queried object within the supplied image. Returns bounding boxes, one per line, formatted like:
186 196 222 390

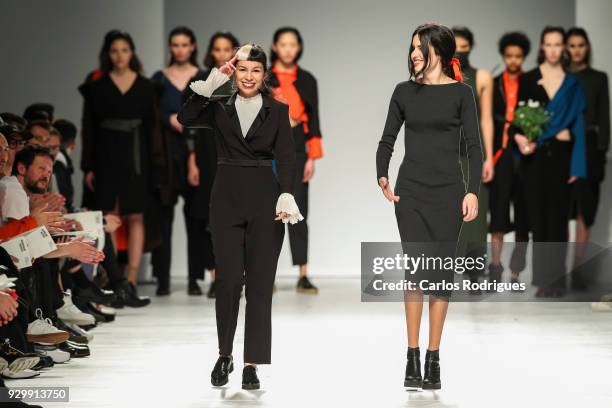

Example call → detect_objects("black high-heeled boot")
422 349 441 390
404 347 422 389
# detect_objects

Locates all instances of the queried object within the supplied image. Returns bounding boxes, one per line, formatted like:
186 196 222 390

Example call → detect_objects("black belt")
100 118 143 175
217 158 273 167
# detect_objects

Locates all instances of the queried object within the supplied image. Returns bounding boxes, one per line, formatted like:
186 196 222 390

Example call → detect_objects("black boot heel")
422 349 441 390
404 347 422 389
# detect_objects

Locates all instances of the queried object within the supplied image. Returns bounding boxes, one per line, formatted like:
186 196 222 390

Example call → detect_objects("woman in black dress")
178 44 303 390
376 23 482 390
268 27 324 294
150 26 200 296
566 27 610 288
182 31 240 298
79 31 164 295
511 27 587 297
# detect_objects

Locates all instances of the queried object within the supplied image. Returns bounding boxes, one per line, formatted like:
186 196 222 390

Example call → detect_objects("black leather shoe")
59 341 90 358
156 286 170 296
404 347 422 389
211 355 233 386
242 365 260 390
114 281 151 308
296 276 319 294
422 349 441 390
188 280 203 296
73 285 117 305
32 355 54 370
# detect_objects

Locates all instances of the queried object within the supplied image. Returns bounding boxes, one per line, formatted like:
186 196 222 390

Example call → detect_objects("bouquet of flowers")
512 99 551 142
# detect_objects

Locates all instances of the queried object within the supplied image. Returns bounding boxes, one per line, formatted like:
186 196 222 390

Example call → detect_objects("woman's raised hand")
379 177 400 202
219 54 238 77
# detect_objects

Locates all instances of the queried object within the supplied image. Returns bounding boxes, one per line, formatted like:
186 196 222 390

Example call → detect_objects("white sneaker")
27 309 70 345
1 368 41 379
57 292 96 325
591 301 612 312
34 346 71 364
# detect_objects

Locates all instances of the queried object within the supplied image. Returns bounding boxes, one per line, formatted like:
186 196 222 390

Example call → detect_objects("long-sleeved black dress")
79 73 164 215
376 80 483 295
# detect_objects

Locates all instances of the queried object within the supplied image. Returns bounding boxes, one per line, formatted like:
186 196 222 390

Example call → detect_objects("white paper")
0 236 32 268
64 211 105 250
17 226 57 259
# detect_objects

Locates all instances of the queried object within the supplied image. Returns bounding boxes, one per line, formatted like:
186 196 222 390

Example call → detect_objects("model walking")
376 23 483 390
269 27 324 294
178 44 303 390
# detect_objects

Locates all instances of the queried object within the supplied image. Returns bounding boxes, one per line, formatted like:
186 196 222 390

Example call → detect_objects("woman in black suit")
178 44 303 390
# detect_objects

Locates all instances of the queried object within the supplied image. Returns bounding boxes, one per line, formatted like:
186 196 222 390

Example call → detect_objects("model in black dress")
150 27 201 296
79 31 164 290
566 28 610 288
376 24 483 390
182 31 240 299
178 44 303 390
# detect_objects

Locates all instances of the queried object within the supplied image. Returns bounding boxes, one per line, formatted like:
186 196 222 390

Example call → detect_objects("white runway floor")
8 277 612 408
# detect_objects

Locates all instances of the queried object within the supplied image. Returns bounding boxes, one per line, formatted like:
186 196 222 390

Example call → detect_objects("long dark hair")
168 26 198 67
566 27 591 66
234 44 272 96
408 23 459 81
203 31 240 69
99 30 143 73
270 27 304 64
537 26 569 69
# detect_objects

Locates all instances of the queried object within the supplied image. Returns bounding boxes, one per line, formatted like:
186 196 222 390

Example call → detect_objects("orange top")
0 216 38 241
493 69 521 166
272 64 324 160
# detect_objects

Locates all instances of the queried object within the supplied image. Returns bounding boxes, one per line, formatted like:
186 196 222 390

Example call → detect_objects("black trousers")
185 213 215 279
288 152 309 266
210 164 284 364
521 139 572 288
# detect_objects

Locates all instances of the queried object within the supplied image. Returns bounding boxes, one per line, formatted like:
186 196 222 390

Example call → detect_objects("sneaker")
2 368 41 379
34 344 71 364
57 292 96 326
0 340 40 373
591 302 612 312
0 357 7 372
296 276 319 294
27 309 70 345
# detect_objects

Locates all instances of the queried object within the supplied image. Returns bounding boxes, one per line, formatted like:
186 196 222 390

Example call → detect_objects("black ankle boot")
422 349 441 390
404 347 422 389
242 365 260 390
211 355 233 386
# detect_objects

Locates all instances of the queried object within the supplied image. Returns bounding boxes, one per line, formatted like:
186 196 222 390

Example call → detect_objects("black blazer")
269 66 322 140
177 90 296 194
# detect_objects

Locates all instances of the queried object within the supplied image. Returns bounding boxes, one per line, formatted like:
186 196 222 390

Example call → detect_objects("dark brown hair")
99 30 143 73
409 23 460 82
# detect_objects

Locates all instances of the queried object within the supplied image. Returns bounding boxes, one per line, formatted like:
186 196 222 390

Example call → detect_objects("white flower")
518 101 525 106
527 99 540 108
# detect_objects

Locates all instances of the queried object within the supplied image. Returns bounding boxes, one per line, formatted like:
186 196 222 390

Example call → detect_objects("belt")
217 158 273 167
100 118 143 175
